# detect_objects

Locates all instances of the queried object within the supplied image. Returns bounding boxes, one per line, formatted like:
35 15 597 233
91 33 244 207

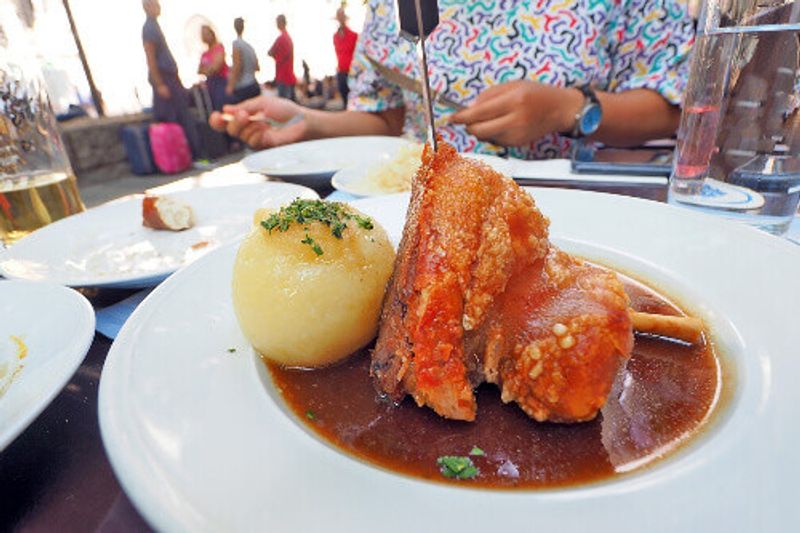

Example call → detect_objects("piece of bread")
142 195 195 231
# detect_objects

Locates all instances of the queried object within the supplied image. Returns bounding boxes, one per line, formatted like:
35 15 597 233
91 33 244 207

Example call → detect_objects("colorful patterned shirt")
348 0 695 159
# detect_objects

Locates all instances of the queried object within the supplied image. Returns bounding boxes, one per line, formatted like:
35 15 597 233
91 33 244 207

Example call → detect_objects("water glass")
668 0 800 236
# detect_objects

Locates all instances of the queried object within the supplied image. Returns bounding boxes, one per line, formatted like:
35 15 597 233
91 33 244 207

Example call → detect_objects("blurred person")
333 7 358 107
268 14 297 101
198 25 229 112
141 0 200 157
212 0 694 159
226 17 261 104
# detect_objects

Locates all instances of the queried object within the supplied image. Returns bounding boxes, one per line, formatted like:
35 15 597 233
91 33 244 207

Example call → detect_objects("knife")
366 56 465 112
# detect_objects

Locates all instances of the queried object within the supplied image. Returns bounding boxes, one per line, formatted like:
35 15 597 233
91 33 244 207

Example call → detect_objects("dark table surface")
0 177 666 532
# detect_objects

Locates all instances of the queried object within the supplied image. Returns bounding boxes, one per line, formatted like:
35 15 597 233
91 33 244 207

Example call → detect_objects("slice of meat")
482 249 634 422
371 143 549 421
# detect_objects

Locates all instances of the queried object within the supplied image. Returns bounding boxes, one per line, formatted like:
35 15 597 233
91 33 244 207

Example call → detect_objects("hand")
225 85 234 97
156 84 171 99
450 81 583 147
209 95 307 149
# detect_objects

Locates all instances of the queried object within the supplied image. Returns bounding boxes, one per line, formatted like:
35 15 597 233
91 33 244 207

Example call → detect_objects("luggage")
148 122 192 174
120 124 155 175
193 117 229 160
190 83 229 160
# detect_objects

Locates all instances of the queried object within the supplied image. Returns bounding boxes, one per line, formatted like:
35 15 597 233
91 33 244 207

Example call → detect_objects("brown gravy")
267 276 723 489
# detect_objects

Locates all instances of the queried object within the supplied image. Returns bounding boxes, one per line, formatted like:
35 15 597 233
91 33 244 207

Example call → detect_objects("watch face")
580 103 602 135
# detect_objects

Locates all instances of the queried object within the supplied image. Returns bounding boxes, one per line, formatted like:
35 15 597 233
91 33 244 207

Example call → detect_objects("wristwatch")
570 85 602 138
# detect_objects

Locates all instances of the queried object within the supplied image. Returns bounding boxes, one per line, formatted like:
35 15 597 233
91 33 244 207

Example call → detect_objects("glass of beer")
0 2 84 247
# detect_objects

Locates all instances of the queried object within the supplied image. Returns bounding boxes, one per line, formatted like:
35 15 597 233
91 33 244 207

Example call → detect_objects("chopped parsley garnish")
260 199 375 256
301 234 323 256
305 410 317 421
437 456 479 480
227 347 237 353
469 446 485 457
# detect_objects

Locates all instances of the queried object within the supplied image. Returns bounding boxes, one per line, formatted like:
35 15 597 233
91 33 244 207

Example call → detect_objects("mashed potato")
357 143 423 194
232 199 395 367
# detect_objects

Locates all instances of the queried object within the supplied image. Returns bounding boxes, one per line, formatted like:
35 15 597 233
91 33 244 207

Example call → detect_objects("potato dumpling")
232 199 395 367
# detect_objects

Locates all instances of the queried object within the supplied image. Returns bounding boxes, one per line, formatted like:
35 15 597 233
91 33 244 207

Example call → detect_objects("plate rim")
0 279 95 451
241 135 413 177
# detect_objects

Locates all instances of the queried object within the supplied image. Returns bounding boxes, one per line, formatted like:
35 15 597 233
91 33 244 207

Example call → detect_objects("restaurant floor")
78 152 247 208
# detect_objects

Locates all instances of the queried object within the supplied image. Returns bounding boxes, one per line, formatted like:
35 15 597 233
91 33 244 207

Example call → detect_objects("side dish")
357 143 423 194
232 199 394 367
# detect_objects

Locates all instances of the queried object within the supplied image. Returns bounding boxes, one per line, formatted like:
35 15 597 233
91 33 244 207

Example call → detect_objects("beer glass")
0 0 84 247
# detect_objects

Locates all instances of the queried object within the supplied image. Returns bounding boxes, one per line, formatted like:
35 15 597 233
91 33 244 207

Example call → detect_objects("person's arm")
227 47 242 95
208 95 404 148
450 81 680 148
268 38 278 58
143 41 170 98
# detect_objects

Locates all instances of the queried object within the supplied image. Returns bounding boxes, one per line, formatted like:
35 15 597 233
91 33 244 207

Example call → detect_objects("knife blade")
366 56 465 112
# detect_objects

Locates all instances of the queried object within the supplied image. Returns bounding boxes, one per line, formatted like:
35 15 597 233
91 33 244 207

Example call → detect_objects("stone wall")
58 113 152 178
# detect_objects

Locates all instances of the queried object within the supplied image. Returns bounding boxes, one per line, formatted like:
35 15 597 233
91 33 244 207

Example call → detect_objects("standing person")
198 25 229 112
332 7 358 108
226 17 261 104
268 14 297 101
141 0 199 157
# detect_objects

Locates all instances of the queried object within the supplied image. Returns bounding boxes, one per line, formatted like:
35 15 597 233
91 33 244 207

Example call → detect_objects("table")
0 160 790 531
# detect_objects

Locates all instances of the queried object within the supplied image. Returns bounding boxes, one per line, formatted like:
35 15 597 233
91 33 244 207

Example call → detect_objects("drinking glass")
668 0 800 236
0 0 84 247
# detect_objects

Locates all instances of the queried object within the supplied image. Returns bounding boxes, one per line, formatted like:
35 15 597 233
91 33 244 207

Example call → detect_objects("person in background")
198 25 229 112
226 17 261 104
213 0 694 159
141 0 199 157
268 14 297 101
333 6 358 108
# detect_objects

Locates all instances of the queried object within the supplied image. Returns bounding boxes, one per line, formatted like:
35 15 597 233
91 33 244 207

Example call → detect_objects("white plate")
0 280 94 451
241 136 412 187
332 153 513 197
99 189 800 532
0 182 317 289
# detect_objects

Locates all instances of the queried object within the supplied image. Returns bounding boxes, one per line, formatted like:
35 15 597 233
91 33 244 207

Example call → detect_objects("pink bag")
148 123 192 174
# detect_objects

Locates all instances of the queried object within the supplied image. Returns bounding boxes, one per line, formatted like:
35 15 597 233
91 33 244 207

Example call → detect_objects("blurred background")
28 0 367 116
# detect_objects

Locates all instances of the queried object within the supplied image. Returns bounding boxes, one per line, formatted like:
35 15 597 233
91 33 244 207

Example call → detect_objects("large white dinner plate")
99 189 800 532
332 152 513 197
241 136 412 187
1 280 94 451
0 182 317 289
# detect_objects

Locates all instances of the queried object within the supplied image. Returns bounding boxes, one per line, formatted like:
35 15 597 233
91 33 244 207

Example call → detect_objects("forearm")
302 107 404 140
591 89 681 146
228 64 241 89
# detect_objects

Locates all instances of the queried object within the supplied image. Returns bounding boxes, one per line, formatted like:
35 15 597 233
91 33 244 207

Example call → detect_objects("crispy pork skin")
482 249 633 422
372 142 632 423
371 143 548 421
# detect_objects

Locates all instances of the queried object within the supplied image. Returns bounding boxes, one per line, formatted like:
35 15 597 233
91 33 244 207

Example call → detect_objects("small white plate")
332 152 513 197
242 136 412 187
0 280 95 451
99 189 800 532
0 182 317 289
